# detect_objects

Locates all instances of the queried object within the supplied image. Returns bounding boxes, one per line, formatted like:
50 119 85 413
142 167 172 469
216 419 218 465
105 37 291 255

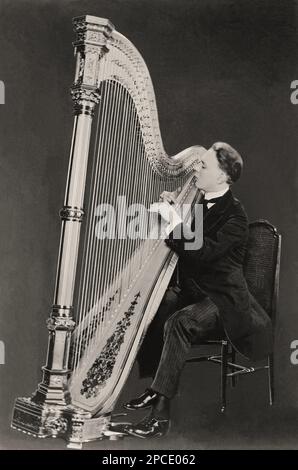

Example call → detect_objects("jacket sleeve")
165 214 248 264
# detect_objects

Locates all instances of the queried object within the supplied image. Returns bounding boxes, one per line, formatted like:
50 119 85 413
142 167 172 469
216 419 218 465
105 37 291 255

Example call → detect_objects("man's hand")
148 187 182 237
149 202 180 224
159 187 181 205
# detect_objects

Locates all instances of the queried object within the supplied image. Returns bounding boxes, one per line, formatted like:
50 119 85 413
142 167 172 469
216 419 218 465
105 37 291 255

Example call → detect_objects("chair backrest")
243 220 281 324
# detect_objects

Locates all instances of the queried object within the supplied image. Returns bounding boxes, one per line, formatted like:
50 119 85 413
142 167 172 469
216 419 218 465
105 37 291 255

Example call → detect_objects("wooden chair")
186 220 281 412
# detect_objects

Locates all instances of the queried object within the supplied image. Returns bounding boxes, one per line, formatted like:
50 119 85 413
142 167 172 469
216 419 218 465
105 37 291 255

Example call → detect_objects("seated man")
124 142 273 439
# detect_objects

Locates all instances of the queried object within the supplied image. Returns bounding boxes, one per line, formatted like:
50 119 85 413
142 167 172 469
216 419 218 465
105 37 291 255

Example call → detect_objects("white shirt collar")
204 186 229 201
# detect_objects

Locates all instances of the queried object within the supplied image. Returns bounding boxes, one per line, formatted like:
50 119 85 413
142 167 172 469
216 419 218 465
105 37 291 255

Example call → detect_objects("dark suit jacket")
166 189 273 361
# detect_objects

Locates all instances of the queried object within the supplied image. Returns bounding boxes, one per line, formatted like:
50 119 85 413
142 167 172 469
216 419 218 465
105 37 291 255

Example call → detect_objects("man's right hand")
159 187 181 205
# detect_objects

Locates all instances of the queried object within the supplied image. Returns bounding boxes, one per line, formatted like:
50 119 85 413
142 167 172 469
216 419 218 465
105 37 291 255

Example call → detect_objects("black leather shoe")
123 389 158 410
125 414 170 439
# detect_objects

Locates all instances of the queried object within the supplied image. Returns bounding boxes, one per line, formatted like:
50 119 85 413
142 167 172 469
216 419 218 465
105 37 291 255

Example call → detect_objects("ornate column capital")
72 15 114 52
70 87 100 116
71 16 114 116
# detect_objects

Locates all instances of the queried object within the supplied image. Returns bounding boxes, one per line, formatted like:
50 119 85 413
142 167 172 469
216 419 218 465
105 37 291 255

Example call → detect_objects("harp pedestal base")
11 397 112 449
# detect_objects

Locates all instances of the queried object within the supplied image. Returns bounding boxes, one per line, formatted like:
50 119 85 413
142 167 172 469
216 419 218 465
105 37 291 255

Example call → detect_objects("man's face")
193 147 227 192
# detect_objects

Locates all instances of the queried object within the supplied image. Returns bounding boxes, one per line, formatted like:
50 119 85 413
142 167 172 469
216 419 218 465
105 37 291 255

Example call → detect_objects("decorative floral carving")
59 206 85 222
70 87 100 116
84 53 98 86
47 317 75 331
80 292 141 398
44 417 68 435
51 376 62 386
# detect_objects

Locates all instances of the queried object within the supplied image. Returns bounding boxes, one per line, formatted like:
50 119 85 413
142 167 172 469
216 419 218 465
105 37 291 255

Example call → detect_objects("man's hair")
212 142 243 184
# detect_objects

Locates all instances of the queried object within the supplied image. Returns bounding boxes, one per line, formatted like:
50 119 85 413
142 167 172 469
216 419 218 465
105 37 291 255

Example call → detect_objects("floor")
2 362 298 450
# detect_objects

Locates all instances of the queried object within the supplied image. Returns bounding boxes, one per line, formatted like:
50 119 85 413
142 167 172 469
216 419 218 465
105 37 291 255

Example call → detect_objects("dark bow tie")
201 194 225 213
201 195 225 205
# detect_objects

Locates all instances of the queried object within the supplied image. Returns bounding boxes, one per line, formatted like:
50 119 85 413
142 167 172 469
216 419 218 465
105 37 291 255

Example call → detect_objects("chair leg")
231 346 236 388
221 340 228 412
268 353 274 405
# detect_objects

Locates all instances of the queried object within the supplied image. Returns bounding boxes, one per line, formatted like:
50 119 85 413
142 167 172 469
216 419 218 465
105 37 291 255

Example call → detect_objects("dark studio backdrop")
0 0 298 450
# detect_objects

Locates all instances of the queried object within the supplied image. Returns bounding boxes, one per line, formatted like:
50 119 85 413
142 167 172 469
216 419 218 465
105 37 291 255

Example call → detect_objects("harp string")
117 98 139 303
73 59 107 370
137 132 149 272
96 80 123 339
84 75 117 358
113 84 135 293
121 97 138 296
77 79 142 361
78 72 121 365
72 56 190 368
87 76 117 353
110 84 130 303
127 109 143 290
73 58 110 370
98 81 132 341
96 79 127 342
92 75 117 344
94 84 143 350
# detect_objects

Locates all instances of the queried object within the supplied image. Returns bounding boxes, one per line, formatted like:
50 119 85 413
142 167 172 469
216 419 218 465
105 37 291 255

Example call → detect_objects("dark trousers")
137 287 225 399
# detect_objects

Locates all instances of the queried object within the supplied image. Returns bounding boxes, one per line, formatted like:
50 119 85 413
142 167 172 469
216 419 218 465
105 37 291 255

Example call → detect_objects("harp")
12 15 205 448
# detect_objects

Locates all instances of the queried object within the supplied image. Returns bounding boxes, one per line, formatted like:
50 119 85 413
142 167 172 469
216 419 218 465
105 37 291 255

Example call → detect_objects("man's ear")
217 171 227 184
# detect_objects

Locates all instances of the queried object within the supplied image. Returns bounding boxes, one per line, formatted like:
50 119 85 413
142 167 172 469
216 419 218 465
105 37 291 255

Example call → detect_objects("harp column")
13 17 114 428
32 16 114 406
12 16 115 441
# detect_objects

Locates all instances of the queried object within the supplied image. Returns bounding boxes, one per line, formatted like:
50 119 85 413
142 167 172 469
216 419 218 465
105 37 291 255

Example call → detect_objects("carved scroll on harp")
11 15 206 448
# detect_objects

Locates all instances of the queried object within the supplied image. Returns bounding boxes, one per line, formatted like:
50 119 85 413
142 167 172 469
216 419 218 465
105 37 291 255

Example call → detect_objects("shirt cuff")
165 213 183 236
